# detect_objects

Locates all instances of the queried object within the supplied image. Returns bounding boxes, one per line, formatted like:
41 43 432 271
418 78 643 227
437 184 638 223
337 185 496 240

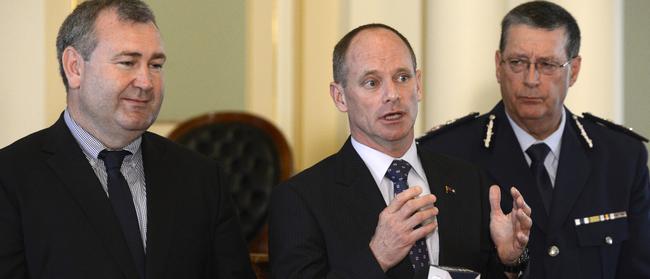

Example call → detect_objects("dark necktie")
99 150 145 279
526 143 553 215
385 159 430 271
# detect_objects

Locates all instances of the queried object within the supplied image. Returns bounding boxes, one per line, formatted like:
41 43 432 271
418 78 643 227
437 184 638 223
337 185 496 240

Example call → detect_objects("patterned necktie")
526 143 553 215
99 150 145 279
385 159 430 271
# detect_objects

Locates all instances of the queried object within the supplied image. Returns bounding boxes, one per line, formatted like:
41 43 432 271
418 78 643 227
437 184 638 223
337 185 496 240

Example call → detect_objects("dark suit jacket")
269 138 504 279
418 102 650 279
0 115 255 279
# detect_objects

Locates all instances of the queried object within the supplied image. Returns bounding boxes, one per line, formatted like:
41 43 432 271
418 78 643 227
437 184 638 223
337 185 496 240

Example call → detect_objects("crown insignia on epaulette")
581 112 649 143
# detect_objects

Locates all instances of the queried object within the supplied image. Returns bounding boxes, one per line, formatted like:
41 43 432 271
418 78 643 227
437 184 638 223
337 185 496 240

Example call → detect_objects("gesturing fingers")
405 205 438 229
489 185 503 217
386 186 423 214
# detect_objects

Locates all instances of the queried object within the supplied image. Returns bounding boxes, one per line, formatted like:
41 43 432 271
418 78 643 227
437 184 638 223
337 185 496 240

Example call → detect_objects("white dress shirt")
506 109 566 186
351 137 440 265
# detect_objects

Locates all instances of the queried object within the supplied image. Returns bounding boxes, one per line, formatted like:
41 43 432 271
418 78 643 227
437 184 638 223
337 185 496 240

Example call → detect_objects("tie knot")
526 143 550 163
99 150 131 170
385 159 412 184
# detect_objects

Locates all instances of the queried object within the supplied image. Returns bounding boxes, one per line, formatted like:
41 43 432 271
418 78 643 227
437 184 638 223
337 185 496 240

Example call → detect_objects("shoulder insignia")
423 112 479 136
572 115 594 149
483 114 496 148
582 112 648 143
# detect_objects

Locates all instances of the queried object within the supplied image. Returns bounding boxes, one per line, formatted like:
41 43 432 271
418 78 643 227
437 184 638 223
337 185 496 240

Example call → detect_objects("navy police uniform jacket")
417 102 650 279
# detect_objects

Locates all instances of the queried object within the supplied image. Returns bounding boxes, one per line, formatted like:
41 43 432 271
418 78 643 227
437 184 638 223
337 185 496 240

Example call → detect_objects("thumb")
489 185 503 216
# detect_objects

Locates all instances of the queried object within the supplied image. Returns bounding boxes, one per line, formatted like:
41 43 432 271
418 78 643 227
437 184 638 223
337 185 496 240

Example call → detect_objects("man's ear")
568 55 581 87
62 46 84 89
495 50 503 84
329 82 348 112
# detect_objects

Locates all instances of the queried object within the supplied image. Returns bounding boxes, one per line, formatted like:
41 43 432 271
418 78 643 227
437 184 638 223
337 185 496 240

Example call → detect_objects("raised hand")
369 186 438 271
489 185 532 264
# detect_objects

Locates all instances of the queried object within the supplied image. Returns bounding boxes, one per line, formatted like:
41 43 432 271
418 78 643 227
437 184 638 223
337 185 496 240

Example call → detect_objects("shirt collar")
351 137 425 187
506 108 565 159
63 109 141 159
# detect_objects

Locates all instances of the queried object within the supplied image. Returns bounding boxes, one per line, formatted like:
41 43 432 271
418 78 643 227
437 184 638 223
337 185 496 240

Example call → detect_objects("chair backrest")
168 112 292 253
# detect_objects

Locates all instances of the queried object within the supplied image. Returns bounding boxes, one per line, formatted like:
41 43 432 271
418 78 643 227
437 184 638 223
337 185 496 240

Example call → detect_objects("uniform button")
605 236 613 245
548 245 560 257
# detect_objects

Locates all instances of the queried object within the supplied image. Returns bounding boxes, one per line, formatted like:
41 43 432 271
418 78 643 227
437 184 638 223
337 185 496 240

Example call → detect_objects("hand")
369 186 438 272
489 185 532 264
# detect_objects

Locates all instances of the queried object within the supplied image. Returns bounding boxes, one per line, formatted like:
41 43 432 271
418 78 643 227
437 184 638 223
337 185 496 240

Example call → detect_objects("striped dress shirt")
63 110 148 247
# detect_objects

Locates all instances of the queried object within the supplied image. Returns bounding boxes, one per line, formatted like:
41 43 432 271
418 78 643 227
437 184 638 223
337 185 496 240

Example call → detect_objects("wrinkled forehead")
503 24 569 59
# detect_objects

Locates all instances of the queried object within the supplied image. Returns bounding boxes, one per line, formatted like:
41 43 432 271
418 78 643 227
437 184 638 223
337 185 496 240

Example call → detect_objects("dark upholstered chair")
168 112 292 278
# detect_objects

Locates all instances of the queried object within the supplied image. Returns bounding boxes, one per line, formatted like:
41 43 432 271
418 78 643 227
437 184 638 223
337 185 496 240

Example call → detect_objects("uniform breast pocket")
575 217 629 247
575 217 629 278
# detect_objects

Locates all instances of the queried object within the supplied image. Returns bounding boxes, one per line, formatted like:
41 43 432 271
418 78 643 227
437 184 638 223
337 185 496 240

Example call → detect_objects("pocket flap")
575 217 628 247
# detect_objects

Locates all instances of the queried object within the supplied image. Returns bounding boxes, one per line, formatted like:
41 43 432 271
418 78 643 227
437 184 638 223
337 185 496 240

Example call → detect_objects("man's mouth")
382 112 404 121
123 97 149 104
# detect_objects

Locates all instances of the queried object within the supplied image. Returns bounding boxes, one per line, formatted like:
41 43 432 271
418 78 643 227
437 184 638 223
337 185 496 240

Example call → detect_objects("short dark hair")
56 0 157 91
499 1 581 60
332 23 417 87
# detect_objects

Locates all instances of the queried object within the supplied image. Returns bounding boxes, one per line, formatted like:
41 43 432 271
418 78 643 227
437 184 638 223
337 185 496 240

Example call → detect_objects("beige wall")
2 0 646 172
0 0 63 148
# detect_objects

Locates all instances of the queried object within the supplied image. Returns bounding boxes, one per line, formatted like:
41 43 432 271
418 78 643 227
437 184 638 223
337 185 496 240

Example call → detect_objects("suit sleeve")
269 182 388 279
209 163 256 279
616 143 650 277
0 179 28 278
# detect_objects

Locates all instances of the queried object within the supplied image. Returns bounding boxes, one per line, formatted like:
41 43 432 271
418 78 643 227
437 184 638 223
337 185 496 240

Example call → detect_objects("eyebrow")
506 53 557 61
113 51 167 61
359 67 413 78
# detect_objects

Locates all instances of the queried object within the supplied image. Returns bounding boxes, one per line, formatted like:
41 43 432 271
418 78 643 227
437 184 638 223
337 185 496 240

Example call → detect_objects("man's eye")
509 59 524 66
539 62 556 70
364 79 378 88
397 75 410 82
118 61 135 67
150 63 164 70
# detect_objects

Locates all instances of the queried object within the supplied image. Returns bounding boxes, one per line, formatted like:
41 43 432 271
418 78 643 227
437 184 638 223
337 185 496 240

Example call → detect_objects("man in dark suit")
0 1 255 278
418 1 650 278
270 23 532 279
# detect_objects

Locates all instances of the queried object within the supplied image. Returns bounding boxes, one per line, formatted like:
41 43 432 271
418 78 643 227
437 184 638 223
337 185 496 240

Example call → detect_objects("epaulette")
421 112 479 138
581 112 648 142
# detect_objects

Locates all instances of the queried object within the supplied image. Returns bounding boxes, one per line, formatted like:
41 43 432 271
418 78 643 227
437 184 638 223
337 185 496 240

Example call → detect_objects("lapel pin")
444 185 456 194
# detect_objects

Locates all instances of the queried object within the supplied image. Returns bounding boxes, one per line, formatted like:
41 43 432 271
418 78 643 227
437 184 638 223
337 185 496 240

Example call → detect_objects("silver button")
605 236 613 245
548 245 560 257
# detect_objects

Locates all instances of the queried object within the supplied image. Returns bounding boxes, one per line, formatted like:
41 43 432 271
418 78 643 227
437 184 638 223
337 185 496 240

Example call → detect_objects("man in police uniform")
418 1 650 278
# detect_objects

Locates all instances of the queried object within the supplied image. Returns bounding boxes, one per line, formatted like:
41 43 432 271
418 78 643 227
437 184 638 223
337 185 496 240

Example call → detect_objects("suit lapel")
140 133 177 279
418 147 454 264
44 116 140 279
335 139 414 277
335 139 386 231
549 110 591 232
484 104 549 233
